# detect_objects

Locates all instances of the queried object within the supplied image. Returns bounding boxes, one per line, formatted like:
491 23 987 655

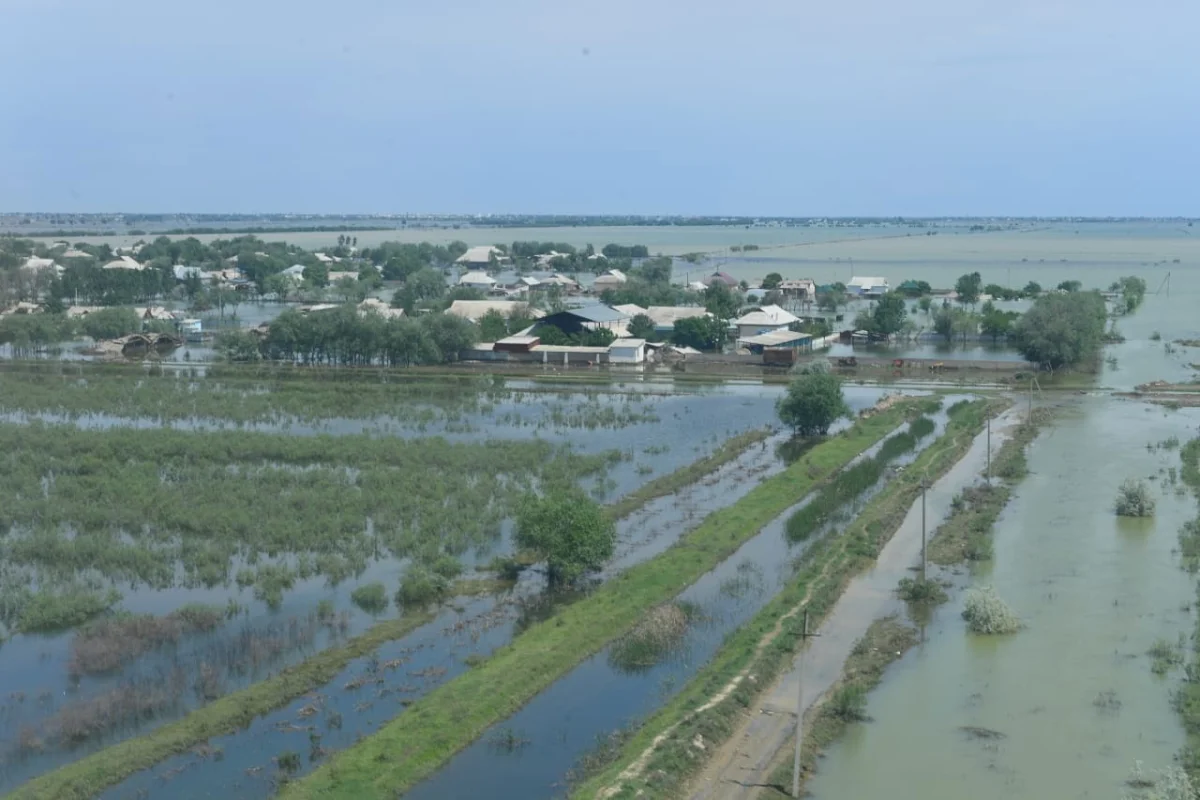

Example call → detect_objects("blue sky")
2 0 1197 216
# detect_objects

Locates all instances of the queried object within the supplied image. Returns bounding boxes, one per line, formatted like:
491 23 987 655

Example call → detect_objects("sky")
2 0 1198 216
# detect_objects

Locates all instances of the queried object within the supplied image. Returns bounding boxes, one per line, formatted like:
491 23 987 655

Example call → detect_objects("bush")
80 308 141 341
17 587 121 633
825 685 868 722
395 565 449 607
1124 761 1197 800
515 490 616 585
1012 291 1107 370
1115 479 1156 517
428 555 464 580
608 604 692 674
350 582 388 614
897 577 947 604
962 585 1021 635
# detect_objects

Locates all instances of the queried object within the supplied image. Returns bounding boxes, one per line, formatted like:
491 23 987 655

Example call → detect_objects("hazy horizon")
4 0 1197 217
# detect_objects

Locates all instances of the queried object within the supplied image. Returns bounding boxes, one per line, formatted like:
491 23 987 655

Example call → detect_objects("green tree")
214 330 263 362
627 313 656 340
302 263 329 288
702 282 742 321
671 315 726 351
762 272 783 290
1119 275 1147 313
334 276 367 303
478 309 509 342
817 288 847 312
918 296 933 315
80 308 140 340
955 271 983 305
869 292 908 336
776 371 850 436
1056 280 1082 293
515 491 616 585
262 272 292 301
1022 281 1042 296
1012 291 1106 369
980 307 1019 342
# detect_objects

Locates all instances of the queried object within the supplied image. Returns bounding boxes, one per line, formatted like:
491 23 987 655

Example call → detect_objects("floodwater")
806 400 1200 798
1 387 885 797
400 404 959 800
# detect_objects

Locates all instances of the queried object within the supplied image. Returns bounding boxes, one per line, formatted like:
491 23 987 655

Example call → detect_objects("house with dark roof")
704 271 739 288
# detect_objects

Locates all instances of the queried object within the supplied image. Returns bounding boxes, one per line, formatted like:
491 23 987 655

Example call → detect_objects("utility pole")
920 478 927 582
792 610 820 798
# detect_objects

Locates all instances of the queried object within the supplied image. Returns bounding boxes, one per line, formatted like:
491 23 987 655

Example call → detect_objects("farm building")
533 305 629 336
738 328 813 355
644 306 710 335
733 304 800 339
607 338 647 364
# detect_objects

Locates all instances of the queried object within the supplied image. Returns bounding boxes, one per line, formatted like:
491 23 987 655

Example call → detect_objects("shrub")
1123 761 1197 800
777 371 851 436
395 565 449 607
608 603 692 674
897 577 947 604
350 582 388 614
18 588 121 633
428 555 464 580
909 416 935 439
825 685 868 722
962 585 1021 635
1115 479 1156 517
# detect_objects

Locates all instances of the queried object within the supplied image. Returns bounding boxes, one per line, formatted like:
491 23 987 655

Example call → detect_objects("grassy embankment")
569 398 1006 799
1172 437 1200 776
277 399 934 800
5 422 772 799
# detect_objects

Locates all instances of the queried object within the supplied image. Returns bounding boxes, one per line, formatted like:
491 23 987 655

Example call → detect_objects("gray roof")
556 304 628 323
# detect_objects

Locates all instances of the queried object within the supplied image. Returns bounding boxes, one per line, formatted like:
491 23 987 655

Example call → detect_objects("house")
357 298 405 319
326 271 360 283
455 245 508 267
590 269 628 293
778 279 816 300
538 273 580 291
612 303 648 318
446 300 544 324
314 252 336 264
458 271 497 290
533 305 629 336
21 256 63 277
282 264 307 278
65 305 103 318
134 306 176 322
607 338 647 364
704 271 739 288
644 306 710 335
733 304 800 339
173 265 203 281
0 301 44 316
534 251 572 267
847 276 889 297
60 248 92 260
102 255 145 271
494 335 540 353
737 328 813 355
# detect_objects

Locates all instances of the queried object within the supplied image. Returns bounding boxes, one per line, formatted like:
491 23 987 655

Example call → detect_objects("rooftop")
446 300 544 321
734 304 800 327
548 304 629 324
738 329 813 347
458 271 497 285
456 245 506 264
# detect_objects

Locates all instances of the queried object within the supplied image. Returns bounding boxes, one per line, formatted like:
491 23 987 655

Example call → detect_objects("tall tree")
955 272 983 305
515 491 616 585
776 371 850 436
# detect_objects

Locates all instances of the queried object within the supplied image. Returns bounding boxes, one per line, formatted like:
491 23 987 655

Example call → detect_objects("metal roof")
738 329 813 347
551 304 629 323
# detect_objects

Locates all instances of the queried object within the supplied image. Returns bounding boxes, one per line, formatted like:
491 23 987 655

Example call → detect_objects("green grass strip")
280 401 927 800
607 428 771 520
569 399 1004 799
9 612 434 800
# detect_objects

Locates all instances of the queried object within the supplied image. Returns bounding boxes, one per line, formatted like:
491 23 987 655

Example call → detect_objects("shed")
778 279 816 299
607 338 647 364
847 276 890 296
738 329 813 355
536 305 629 335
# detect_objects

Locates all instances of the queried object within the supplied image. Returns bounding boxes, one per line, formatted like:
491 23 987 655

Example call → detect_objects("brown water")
806 395 1200 798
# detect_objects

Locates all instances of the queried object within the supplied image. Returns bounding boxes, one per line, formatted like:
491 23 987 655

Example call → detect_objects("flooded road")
806 396 1200 800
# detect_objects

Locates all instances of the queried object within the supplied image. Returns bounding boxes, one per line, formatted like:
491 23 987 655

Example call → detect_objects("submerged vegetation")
1116 479 1157 517
608 603 696 674
962 586 1022 635
280 399 934 800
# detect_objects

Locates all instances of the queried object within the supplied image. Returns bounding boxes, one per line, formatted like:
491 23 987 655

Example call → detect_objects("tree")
302 263 329 288
1119 275 1147 313
776 371 850 436
1022 281 1042 296
334 276 367 303
214 330 262 362
1012 291 1106 369
918 296 933 315
671 315 726 351
80 308 141 340
702 282 741 321
817 288 847 312
869 292 907 336
955 271 983 305
980 307 1019 342
627 313 656 340
515 491 616 585
762 272 783 290
478 309 509 342
262 272 292 301
1056 280 1082 293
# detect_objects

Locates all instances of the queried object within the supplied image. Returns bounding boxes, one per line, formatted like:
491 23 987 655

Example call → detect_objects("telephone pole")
986 415 991 484
792 610 820 798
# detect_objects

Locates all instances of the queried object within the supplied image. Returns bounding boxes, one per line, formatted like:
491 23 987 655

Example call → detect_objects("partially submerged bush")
825 685 868 722
962 585 1022 635
608 603 692 674
1124 761 1197 800
897 577 947 604
350 582 388 614
395 565 449 608
1116 479 1156 517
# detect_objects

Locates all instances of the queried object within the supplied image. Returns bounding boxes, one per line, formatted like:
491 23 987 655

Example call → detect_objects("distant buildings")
102 255 144 271
458 271 497 290
445 300 544 323
590 269 628 293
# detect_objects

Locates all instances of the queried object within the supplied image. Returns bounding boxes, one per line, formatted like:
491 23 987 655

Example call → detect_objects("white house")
282 264 307 278
778 278 816 300
607 338 647 364
21 257 63 277
733 304 800 339
357 298 405 319
847 276 889 296
458 271 497 290
455 245 508 267
591 269 628 293
102 255 144 271
446 300 544 324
